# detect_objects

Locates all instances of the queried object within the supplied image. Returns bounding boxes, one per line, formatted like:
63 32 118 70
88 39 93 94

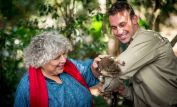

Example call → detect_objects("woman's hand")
91 55 110 77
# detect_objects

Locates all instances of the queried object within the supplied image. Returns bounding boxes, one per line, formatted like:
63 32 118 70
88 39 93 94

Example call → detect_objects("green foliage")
0 0 108 106
130 0 177 30
89 14 103 39
0 26 39 106
94 96 109 107
69 40 107 59
138 18 149 29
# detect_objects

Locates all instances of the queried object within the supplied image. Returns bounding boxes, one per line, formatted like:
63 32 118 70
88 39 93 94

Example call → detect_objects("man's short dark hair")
108 1 135 19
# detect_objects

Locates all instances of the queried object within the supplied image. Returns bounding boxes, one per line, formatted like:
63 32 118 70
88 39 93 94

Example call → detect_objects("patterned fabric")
14 59 99 107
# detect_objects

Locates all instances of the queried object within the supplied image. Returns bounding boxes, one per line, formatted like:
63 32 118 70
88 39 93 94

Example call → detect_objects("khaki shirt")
118 28 177 107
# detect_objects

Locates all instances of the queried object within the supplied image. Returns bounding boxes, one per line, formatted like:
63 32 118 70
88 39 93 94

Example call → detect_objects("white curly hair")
24 31 72 68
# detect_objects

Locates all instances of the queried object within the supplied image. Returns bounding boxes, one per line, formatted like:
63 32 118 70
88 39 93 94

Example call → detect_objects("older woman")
14 31 101 107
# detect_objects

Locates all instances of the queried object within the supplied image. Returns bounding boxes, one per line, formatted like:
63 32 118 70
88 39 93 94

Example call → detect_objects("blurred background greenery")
0 0 176 106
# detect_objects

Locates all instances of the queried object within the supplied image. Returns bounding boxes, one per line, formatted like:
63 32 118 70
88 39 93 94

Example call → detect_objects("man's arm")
117 34 166 79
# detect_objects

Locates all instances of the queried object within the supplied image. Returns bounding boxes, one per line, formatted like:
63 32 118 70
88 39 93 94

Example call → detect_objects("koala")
97 56 124 92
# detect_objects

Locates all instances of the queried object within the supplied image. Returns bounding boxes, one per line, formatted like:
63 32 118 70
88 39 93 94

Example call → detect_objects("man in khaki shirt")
107 1 177 107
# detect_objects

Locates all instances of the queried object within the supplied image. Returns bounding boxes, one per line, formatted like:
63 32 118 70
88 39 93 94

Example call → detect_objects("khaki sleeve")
118 38 160 79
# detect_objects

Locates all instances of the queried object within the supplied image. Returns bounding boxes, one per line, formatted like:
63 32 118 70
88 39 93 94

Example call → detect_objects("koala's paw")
102 76 123 92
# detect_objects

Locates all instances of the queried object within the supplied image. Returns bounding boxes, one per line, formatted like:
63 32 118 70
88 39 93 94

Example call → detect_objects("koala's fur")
98 57 123 92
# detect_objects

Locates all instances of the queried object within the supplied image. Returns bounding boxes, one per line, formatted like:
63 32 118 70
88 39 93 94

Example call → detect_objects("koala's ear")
114 57 120 63
111 57 119 63
114 58 125 66
120 61 125 66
